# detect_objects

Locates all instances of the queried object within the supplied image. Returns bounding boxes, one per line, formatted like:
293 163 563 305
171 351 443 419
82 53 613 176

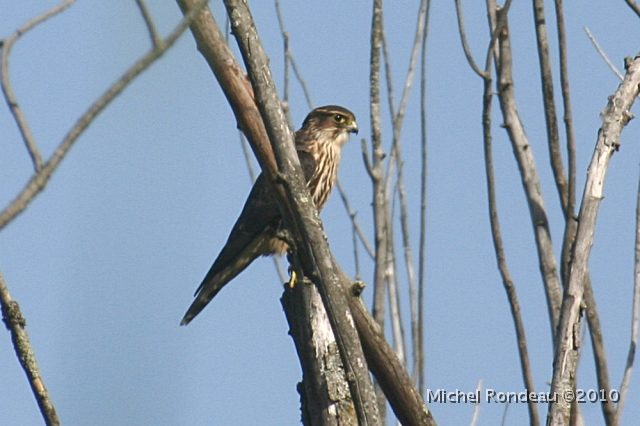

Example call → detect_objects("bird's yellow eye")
333 114 346 124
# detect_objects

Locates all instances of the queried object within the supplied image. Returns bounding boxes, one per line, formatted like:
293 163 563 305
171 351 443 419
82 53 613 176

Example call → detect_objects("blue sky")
1 1 639 425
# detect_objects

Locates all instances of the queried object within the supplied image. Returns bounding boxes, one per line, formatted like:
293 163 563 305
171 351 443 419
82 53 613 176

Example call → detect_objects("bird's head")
300 105 358 147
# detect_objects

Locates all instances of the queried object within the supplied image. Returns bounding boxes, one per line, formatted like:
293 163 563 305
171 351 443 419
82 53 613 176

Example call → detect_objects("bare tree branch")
274 0 313 110
532 0 568 214
454 0 487 78
481 39 540 426
386 211 407 366
417 0 431 394
380 0 430 393
556 0 578 290
548 54 640 426
583 277 616 425
368 0 388 334
0 271 59 426
584 27 623 80
338 265 435 426
0 3 208 424
0 0 209 231
457 8 540 424
1 0 76 172
617 168 640 424
135 0 161 48
483 0 514 74
624 0 640 19
282 279 357 425
336 180 375 260
394 0 430 392
494 9 562 340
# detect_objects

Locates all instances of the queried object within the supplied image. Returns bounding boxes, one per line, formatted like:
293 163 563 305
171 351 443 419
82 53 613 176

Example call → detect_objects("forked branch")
548 54 640 426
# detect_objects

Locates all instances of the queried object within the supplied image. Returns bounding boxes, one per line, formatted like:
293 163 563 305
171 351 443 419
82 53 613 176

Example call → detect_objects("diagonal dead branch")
0 271 59 426
624 0 640 19
548 53 640 426
584 27 623 80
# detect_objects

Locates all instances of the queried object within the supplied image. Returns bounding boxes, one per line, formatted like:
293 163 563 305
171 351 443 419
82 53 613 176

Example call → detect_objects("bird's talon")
287 270 298 288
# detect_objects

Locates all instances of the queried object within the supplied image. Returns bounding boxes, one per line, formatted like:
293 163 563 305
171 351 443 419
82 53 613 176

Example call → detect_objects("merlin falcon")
181 105 358 325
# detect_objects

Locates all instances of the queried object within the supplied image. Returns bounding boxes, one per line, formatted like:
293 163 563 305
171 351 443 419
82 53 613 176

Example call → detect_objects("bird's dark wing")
181 173 282 325
296 145 318 182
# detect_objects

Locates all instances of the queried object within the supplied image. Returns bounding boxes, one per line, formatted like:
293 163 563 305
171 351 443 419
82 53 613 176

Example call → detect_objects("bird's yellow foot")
287 269 298 288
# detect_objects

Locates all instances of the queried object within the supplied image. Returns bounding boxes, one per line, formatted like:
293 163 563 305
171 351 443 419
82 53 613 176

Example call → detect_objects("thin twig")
274 0 313 110
583 277 616 424
0 2 209 423
0 0 210 231
135 0 162 48
501 402 510 426
617 168 640 423
469 379 483 426
0 271 59 426
554 0 576 222
454 0 486 78
557 0 578 287
336 180 375 259
584 27 623 80
352 215 362 282
417 0 432 395
273 0 293 126
288 54 314 110
1 0 76 172
386 203 407 366
532 0 568 215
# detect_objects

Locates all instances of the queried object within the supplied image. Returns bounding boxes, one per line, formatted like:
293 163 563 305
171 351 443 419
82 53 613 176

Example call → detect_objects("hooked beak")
346 120 359 135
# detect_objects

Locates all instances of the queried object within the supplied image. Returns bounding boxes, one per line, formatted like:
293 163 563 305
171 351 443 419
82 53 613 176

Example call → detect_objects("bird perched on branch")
181 105 358 325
